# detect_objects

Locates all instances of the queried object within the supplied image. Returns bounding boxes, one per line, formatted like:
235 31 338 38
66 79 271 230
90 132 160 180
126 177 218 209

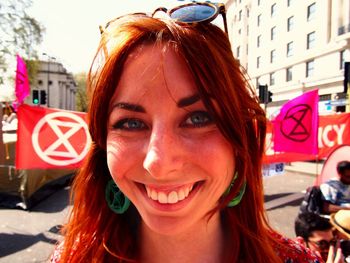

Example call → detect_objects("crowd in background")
295 161 350 262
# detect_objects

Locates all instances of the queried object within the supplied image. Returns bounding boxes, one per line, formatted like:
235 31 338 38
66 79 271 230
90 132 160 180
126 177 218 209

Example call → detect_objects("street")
0 170 316 263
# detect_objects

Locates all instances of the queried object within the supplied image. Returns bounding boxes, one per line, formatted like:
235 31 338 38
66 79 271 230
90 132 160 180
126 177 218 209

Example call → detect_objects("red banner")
264 113 350 163
15 104 350 168
16 104 91 169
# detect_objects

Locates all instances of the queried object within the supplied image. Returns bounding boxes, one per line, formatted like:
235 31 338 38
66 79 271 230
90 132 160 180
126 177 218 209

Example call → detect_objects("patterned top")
271 232 322 263
50 233 322 263
320 178 350 207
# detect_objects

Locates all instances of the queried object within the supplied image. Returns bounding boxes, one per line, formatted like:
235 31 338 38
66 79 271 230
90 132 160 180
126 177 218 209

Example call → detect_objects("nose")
143 125 183 178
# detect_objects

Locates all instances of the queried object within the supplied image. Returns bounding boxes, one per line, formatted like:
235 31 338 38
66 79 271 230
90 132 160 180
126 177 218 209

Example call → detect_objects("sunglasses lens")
318 241 328 250
170 5 216 23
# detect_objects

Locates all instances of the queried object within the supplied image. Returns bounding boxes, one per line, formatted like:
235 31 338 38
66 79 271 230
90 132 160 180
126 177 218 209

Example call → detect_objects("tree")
0 0 44 84
75 72 88 112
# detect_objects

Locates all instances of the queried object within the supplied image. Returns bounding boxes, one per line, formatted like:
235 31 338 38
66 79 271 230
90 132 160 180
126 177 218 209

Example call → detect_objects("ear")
295 236 306 246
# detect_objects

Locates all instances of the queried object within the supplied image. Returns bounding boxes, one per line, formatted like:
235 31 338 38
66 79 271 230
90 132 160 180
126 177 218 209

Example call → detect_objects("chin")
142 215 195 236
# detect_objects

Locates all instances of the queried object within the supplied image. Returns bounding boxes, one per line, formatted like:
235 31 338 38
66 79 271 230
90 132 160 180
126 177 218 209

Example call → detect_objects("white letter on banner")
333 124 345 145
322 125 334 147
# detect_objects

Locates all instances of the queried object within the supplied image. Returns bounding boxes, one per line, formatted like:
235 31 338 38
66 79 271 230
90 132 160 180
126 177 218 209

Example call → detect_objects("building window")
256 77 260 88
287 41 293 57
271 3 276 17
306 60 314 77
287 16 294 31
236 46 240 58
270 72 275 86
307 2 316 21
257 56 261 68
340 50 345 69
286 67 293 81
270 49 276 63
257 35 261 47
287 0 292 7
307 31 315 49
271 26 276 40
239 10 242 21
257 14 261 26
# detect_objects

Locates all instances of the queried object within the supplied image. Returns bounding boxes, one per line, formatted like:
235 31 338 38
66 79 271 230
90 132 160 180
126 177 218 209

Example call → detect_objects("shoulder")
271 232 322 263
50 243 62 263
50 241 65 263
322 179 341 187
321 180 342 192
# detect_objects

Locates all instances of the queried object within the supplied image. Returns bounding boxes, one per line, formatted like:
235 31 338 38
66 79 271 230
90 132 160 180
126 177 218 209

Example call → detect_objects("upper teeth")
145 185 194 204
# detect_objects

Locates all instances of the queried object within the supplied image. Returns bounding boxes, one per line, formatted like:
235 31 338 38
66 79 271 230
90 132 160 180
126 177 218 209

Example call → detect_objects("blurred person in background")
295 212 344 262
321 161 350 214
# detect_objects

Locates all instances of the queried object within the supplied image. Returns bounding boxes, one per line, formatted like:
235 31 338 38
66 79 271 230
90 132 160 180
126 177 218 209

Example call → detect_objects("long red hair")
60 15 283 262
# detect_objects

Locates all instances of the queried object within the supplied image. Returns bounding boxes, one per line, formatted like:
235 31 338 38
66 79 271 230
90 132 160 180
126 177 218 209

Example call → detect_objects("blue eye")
113 118 146 130
183 111 213 127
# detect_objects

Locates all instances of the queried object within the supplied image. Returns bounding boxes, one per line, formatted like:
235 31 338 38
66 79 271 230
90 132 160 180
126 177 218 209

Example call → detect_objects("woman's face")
106 43 234 235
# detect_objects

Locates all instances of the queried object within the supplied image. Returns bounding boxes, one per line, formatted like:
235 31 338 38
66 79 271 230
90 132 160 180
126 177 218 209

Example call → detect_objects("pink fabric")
15 54 30 104
272 89 319 155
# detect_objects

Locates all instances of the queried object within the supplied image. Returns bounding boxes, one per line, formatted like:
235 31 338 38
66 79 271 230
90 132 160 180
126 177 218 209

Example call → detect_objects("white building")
27 60 77 111
224 0 350 117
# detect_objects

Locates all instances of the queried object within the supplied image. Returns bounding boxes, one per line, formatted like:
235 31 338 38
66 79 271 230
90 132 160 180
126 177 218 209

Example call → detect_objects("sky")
28 0 197 74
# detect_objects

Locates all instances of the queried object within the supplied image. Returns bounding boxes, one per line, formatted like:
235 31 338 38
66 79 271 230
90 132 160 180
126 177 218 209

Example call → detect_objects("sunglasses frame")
153 2 228 34
100 2 228 35
307 238 337 250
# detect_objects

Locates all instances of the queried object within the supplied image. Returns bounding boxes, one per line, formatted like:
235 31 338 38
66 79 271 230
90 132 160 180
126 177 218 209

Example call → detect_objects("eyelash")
112 111 213 131
182 111 213 128
112 118 146 131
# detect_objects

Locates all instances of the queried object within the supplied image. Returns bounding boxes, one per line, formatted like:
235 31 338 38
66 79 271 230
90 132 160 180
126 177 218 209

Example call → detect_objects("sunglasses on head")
100 2 228 34
308 239 337 250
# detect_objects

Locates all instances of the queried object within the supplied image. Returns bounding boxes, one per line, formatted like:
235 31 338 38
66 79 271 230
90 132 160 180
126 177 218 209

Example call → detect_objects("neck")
139 213 225 263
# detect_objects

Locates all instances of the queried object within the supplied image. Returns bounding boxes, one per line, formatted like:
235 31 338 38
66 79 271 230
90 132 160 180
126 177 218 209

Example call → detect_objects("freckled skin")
106 44 234 236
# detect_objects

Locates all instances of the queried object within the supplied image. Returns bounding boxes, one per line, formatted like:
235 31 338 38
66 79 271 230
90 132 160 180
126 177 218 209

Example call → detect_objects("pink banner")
15 55 30 105
272 89 319 154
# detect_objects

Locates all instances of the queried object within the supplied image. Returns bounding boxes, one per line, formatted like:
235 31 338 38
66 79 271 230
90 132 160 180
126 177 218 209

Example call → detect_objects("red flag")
15 55 30 105
16 104 91 169
272 89 319 154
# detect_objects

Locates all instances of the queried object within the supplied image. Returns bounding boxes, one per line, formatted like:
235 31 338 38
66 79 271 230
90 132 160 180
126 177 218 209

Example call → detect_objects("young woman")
52 3 323 263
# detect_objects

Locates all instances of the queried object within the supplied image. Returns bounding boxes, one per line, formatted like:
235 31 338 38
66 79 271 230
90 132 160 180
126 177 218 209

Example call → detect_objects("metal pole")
43 53 55 107
0 104 4 163
47 59 50 107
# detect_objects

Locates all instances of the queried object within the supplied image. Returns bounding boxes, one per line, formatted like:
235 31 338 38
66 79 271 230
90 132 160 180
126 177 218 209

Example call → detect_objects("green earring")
105 179 130 214
225 173 247 207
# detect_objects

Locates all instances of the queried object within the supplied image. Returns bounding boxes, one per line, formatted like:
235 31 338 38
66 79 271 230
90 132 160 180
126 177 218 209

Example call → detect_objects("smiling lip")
138 182 202 206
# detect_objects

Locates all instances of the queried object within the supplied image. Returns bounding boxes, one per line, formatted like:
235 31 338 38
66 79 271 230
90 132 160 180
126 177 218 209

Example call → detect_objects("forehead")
114 43 198 101
310 229 333 240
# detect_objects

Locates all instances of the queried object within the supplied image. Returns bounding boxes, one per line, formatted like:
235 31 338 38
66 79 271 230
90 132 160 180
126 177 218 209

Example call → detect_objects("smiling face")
106 43 234 235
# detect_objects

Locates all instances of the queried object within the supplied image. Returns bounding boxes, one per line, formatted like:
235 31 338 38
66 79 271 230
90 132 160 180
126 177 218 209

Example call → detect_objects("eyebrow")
177 94 201 108
112 102 145 113
112 94 201 113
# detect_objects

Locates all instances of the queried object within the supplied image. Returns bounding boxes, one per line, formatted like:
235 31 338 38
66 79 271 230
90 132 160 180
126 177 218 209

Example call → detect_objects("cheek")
188 134 235 179
106 136 142 179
